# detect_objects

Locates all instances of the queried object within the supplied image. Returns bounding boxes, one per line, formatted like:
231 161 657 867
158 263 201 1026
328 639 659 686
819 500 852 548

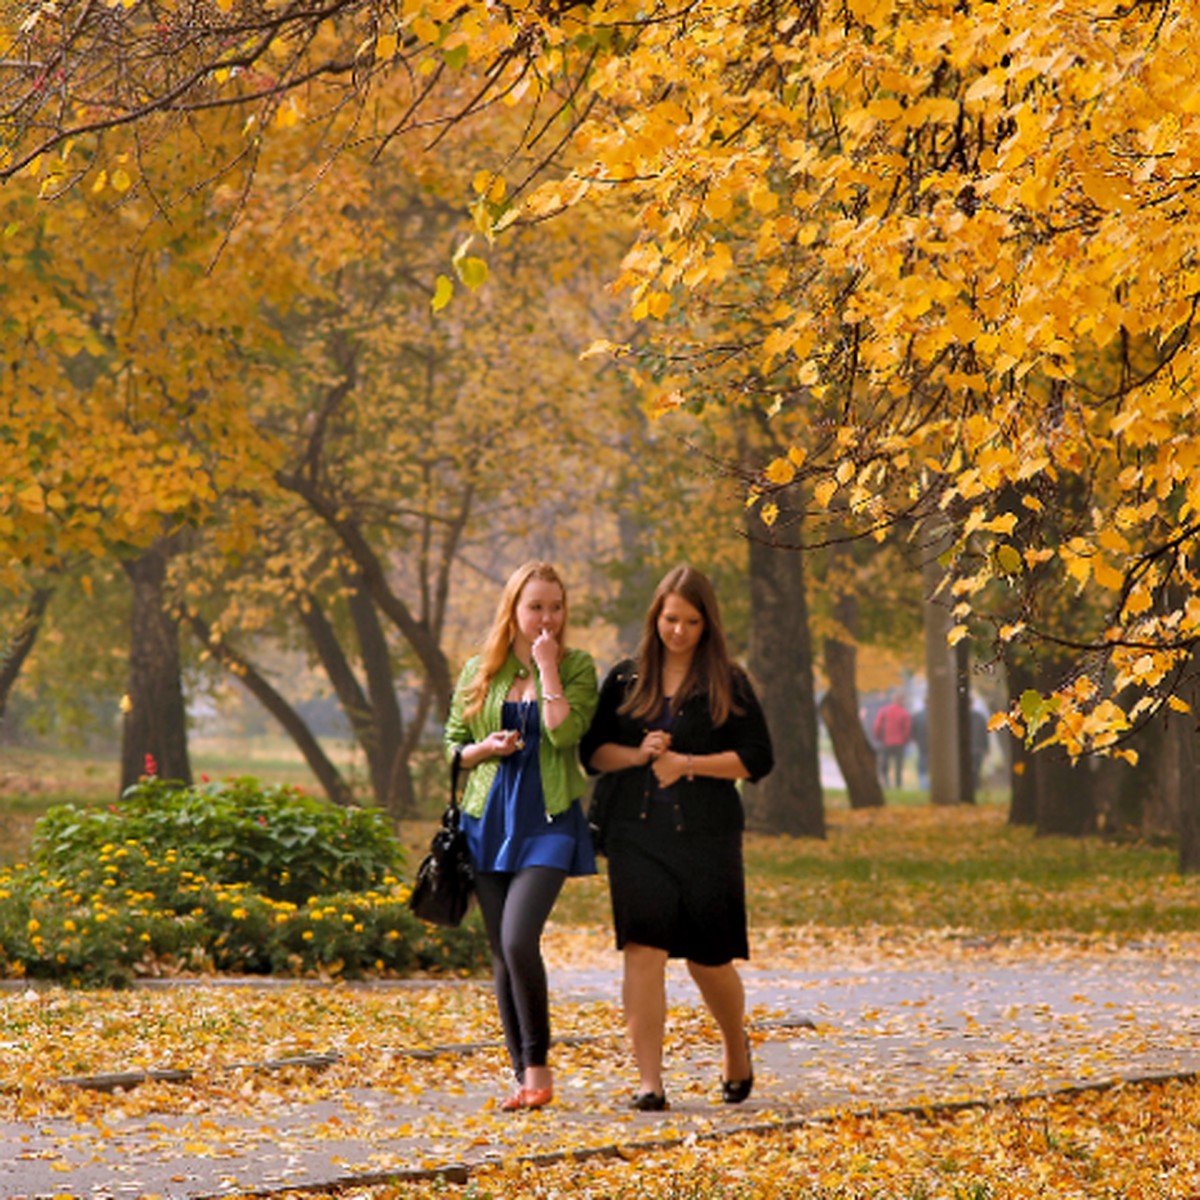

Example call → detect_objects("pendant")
513 736 526 751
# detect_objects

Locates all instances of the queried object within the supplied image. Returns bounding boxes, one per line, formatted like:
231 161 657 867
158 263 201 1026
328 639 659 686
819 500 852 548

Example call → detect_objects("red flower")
257 815 269 827
144 753 158 777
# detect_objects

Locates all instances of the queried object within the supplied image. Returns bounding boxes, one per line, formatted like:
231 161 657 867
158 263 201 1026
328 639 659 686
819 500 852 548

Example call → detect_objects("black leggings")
473 866 567 1078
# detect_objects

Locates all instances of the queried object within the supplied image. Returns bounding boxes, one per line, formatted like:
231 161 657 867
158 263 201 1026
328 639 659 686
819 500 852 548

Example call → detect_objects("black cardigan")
580 659 774 835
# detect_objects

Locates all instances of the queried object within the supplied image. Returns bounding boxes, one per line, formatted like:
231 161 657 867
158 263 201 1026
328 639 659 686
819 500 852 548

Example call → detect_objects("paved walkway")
3 948 1199 1199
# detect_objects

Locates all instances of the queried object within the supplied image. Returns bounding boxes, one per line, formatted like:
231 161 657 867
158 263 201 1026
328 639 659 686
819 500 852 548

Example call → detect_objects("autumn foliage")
4 0 1200 771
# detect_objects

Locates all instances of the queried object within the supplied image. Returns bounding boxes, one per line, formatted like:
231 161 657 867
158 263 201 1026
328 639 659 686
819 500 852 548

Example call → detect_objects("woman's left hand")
651 750 689 788
531 628 559 676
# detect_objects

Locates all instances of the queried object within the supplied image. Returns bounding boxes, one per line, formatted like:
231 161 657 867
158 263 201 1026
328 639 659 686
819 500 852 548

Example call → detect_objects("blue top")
464 700 597 876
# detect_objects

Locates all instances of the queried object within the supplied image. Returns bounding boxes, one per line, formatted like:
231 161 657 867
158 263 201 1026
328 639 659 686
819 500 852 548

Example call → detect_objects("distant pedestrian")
873 693 912 789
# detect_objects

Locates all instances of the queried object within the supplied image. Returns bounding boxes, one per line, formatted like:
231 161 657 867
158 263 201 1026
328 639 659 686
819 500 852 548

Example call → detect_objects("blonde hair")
621 564 740 726
462 561 568 718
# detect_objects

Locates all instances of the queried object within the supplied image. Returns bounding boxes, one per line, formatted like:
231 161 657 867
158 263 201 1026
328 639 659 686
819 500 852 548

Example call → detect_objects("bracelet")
686 754 694 781
542 692 565 702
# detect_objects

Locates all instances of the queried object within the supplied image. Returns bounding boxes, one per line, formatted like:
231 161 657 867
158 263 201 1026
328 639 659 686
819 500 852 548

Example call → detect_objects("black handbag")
586 774 616 857
408 750 474 927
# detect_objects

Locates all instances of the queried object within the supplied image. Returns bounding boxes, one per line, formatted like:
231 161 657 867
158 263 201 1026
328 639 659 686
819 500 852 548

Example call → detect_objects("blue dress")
464 700 597 876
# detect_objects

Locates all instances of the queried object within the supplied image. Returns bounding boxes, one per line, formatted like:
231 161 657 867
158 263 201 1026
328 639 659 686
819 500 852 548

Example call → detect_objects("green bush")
33 775 402 904
0 775 489 986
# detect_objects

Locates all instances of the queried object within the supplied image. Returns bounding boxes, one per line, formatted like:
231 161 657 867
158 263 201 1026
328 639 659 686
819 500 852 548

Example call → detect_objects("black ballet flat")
722 1033 754 1104
630 1090 669 1111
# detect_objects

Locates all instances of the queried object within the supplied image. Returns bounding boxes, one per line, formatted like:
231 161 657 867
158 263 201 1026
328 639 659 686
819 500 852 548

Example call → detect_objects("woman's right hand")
639 730 671 764
481 730 522 759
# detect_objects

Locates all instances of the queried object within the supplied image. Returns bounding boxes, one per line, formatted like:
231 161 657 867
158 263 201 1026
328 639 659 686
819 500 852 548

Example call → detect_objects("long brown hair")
620 565 739 726
461 561 568 718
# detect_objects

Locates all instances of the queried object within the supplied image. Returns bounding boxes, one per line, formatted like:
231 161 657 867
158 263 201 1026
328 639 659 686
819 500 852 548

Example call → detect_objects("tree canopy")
5 0 1200 761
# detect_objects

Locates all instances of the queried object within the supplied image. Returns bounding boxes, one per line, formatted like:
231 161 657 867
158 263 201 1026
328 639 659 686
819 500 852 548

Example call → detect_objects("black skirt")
605 802 748 966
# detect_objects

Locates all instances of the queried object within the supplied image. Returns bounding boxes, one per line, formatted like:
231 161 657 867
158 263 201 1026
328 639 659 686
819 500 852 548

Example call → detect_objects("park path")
2 942 1199 1199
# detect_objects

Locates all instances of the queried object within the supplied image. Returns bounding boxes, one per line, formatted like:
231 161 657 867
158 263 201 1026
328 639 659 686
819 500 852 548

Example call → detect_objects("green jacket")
443 647 599 819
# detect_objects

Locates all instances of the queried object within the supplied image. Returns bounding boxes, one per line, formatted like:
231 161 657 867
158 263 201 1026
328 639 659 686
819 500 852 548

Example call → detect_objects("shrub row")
0 776 488 986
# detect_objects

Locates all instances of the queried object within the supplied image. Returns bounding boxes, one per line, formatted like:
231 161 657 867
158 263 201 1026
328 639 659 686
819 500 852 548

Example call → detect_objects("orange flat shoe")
501 1086 553 1111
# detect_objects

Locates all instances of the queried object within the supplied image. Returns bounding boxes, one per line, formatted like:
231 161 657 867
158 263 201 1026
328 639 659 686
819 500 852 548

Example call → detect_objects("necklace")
513 699 534 751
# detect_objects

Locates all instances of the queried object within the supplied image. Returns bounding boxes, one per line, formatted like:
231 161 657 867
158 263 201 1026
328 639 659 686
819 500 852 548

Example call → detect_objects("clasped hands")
640 731 688 787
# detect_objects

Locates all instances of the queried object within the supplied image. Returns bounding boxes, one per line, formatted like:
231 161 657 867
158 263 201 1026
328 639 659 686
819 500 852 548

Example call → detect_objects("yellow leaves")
964 69 1006 106
579 339 629 362
1078 164 1134 214
748 183 778 215
632 290 672 321
16 483 45 513
813 478 838 508
273 98 303 129
702 187 735 221
409 14 440 45
472 170 506 206
763 457 794 487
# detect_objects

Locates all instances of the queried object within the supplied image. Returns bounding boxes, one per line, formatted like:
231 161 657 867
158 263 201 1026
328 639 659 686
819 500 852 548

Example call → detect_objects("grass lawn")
548 800 1195 937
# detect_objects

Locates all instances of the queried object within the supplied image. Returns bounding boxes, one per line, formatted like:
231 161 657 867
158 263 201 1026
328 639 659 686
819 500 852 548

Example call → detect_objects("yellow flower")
302 930 314 941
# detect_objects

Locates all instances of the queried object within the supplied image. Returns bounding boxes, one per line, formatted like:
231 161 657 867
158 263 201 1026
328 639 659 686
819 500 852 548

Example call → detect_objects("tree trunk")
0 586 53 725
1033 745 1097 836
819 590 884 809
121 540 191 793
189 615 357 808
277 469 453 716
347 573 414 818
955 640 977 804
296 576 414 817
1145 706 1183 840
1003 645 1096 834
745 525 825 838
1177 651 1200 873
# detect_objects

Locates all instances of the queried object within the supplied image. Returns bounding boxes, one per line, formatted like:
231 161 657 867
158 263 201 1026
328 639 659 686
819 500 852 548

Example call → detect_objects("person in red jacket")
873 693 912 789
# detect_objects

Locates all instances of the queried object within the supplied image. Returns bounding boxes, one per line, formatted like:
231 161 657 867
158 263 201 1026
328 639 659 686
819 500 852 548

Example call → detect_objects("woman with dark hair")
444 561 599 1112
581 565 773 1112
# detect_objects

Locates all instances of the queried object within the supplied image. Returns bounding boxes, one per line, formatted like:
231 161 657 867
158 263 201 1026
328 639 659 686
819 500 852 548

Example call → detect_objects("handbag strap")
449 746 464 812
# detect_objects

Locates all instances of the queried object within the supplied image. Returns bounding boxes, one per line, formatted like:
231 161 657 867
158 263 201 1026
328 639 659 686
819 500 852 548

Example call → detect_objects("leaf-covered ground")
4 803 1200 1197
4 924 1200 1198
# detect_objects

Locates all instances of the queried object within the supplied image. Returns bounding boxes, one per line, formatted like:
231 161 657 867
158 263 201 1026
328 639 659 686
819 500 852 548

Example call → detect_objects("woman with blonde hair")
582 565 773 1112
444 561 598 1111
